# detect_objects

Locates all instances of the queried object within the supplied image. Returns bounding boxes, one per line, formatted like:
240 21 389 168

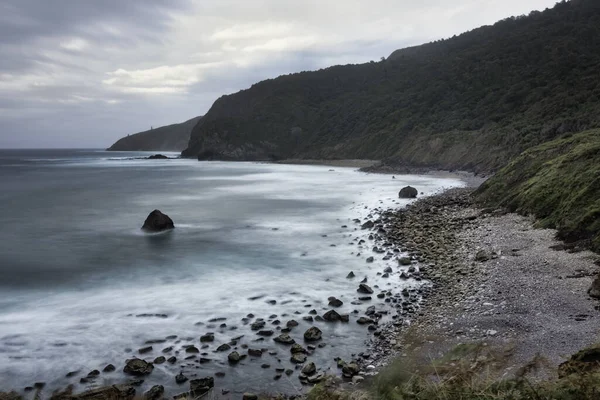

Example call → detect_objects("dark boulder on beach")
141 210 174 232
399 186 418 198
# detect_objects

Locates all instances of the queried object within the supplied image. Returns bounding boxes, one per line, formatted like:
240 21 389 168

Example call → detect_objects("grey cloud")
0 0 559 148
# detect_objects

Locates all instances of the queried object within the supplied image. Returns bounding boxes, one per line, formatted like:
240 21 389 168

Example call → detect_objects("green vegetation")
108 116 201 152
184 0 600 173
476 129 600 252
305 343 600 400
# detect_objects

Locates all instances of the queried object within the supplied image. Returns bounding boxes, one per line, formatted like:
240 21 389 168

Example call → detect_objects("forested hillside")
108 116 201 152
183 0 600 173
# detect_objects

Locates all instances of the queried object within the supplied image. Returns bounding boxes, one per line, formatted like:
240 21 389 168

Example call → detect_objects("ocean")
0 149 464 396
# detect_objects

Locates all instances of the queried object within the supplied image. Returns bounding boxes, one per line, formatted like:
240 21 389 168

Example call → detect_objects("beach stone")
190 377 214 397
398 186 418 198
301 362 316 376
342 362 360 377
228 351 241 363
123 359 153 376
304 327 322 341
273 334 295 345
102 364 116 372
141 210 174 232
398 257 411 266
175 373 188 384
251 321 265 331
138 346 152 354
323 310 342 322
242 394 258 400
361 220 375 229
308 372 325 384
291 353 307 364
588 276 600 298
200 333 214 342
185 345 199 353
475 249 490 262
144 385 164 400
248 348 262 357
366 256 374 263
216 343 231 352
257 330 274 336
357 317 374 325
153 356 166 364
291 344 307 354
286 320 299 328
167 356 176 364
346 271 356 279
357 284 373 294
328 297 343 307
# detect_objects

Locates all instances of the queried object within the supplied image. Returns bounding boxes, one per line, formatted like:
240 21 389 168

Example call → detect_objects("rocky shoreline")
6 175 595 400
2 179 451 400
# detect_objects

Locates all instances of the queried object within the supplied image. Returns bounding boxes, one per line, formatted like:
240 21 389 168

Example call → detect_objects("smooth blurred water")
0 149 464 396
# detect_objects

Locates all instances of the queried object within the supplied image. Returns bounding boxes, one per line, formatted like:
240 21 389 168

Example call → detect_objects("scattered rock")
102 364 116 373
301 362 316 376
123 359 153 376
228 351 241 363
328 297 343 307
273 334 295 345
475 249 490 262
216 343 231 352
175 373 188 384
323 310 342 322
304 327 322 341
200 333 214 342
398 186 418 198
143 385 164 400
189 377 214 397
357 284 374 294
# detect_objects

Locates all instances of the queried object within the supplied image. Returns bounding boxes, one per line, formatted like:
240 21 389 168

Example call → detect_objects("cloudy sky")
0 0 558 148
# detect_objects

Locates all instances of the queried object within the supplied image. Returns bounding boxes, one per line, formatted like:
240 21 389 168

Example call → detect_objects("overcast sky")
0 0 559 148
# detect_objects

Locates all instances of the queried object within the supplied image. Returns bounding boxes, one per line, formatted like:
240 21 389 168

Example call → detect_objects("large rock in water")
398 186 418 198
142 210 174 232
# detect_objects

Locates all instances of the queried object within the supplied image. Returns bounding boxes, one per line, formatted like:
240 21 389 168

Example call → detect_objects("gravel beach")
376 187 600 379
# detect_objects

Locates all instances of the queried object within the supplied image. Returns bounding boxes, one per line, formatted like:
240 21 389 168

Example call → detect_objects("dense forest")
108 116 201 152
183 0 600 173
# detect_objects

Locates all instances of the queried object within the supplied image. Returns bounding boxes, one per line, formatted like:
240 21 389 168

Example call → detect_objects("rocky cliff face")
108 116 201 152
183 0 600 173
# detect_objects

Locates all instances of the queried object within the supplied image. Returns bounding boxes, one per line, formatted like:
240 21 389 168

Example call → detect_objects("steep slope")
476 129 600 252
108 116 201 151
183 0 600 173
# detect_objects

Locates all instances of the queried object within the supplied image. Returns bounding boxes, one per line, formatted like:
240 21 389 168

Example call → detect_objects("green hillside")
182 0 600 173
476 129 600 252
108 116 201 152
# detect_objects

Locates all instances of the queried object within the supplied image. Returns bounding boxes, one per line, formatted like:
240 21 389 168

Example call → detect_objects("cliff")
108 116 201 152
